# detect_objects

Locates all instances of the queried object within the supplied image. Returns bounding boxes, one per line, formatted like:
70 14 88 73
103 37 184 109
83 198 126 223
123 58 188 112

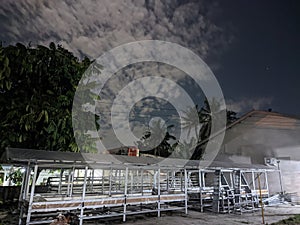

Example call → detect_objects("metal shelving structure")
1 148 279 224
186 167 274 214
2 148 188 225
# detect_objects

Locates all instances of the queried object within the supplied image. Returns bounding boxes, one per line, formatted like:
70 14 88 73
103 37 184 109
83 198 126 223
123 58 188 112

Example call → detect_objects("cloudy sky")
0 0 299 116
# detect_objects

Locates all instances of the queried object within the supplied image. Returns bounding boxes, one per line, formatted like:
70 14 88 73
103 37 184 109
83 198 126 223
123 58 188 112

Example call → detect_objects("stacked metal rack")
2 148 188 225
186 167 273 214
1 148 279 224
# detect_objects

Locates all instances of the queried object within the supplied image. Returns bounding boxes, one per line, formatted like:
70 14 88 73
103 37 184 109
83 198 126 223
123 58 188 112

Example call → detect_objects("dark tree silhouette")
0 42 95 154
136 119 176 157
190 99 239 160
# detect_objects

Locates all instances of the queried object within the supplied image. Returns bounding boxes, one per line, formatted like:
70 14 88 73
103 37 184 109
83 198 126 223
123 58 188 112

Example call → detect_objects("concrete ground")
1 203 300 224
106 204 300 225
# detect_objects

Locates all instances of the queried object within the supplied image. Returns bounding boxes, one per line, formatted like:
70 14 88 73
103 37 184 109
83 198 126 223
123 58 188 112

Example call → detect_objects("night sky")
0 0 299 116
215 1 300 115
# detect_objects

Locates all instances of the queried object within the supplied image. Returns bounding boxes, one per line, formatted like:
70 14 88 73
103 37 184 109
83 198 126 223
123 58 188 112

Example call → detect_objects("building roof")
228 110 300 130
1 147 274 171
198 110 300 147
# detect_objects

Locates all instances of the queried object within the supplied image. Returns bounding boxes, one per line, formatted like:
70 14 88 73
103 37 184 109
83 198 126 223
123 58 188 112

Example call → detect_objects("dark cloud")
0 0 231 59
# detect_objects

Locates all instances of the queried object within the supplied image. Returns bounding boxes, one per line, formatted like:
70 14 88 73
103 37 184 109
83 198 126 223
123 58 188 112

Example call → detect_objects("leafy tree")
7 168 23 185
0 42 96 154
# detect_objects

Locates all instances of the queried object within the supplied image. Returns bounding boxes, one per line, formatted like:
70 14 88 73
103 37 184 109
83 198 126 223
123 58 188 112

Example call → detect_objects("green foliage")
271 214 300 225
6 168 23 185
0 42 96 153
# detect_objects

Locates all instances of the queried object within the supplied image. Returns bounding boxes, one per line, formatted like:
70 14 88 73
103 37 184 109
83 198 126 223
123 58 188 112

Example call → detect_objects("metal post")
66 169 71 197
26 164 38 225
184 169 188 214
166 171 169 192
257 173 265 224
18 164 28 225
102 169 105 194
198 170 201 188
18 167 26 204
264 171 269 198
180 171 183 192
123 167 128 222
24 165 31 199
79 166 88 225
199 170 203 212
91 169 94 192
157 168 161 217
130 171 133 194
22 163 30 200
141 169 144 196
58 169 63 195
109 167 112 196
115 169 121 191
230 171 234 189
252 171 256 190
69 167 75 197
277 160 284 194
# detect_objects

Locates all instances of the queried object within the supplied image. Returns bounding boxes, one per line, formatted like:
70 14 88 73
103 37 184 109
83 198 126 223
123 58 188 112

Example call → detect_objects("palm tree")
171 137 198 159
191 98 222 160
191 99 238 160
136 119 176 157
181 105 201 141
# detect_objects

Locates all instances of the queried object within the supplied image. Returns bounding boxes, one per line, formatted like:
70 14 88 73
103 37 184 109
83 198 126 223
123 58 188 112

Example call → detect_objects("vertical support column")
22 163 31 201
265 170 269 198
166 171 169 192
202 171 206 187
18 164 29 225
102 169 105 194
58 169 63 195
252 171 256 210
230 172 234 189
257 173 265 224
157 168 161 217
135 170 138 191
66 169 71 197
18 167 26 204
212 169 221 213
109 167 112 196
79 166 88 225
70 166 75 197
123 167 128 222
25 165 31 199
91 169 94 192
252 171 256 191
141 169 144 196
130 171 133 194
153 170 157 188
184 169 188 214
277 160 284 195
26 164 38 225
199 170 203 212
180 171 183 192
118 169 121 191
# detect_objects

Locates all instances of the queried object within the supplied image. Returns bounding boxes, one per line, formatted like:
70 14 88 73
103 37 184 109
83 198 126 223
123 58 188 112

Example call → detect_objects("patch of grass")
271 215 300 225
